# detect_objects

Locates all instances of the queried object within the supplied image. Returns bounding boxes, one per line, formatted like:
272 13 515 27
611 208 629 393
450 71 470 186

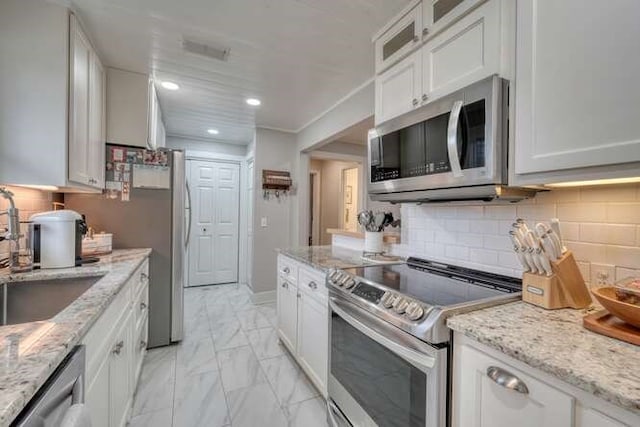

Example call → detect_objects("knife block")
522 251 592 309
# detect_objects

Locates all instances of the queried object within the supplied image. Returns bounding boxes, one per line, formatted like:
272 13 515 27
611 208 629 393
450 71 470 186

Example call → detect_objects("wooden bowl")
592 287 640 329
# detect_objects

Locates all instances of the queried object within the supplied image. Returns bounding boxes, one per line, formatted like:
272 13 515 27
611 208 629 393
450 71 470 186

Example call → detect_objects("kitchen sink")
0 275 104 326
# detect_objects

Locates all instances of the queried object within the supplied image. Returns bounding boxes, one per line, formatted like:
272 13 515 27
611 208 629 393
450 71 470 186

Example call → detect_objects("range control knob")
392 297 409 314
380 292 396 308
329 270 340 282
405 302 425 321
339 275 351 286
345 279 357 289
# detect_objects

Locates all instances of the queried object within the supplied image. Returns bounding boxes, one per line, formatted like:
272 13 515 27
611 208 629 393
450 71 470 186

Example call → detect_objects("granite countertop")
0 248 151 427
448 302 640 415
278 245 403 271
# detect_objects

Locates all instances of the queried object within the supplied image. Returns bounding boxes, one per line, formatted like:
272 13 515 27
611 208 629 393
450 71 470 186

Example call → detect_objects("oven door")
328 297 447 427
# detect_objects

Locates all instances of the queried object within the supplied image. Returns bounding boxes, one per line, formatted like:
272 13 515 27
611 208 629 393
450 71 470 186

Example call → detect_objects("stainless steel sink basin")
0 275 104 326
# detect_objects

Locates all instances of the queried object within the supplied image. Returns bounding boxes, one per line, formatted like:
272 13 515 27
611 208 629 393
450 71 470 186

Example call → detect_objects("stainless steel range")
326 257 521 427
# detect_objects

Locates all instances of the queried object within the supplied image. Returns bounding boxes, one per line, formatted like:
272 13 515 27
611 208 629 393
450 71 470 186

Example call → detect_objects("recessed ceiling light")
161 81 180 91
246 98 261 106
207 128 219 135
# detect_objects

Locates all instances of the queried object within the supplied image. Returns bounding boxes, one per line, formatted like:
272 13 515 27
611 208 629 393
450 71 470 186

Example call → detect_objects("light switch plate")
261 217 268 227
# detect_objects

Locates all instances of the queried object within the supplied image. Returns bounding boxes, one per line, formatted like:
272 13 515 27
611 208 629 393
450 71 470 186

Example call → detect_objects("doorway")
308 170 321 245
186 159 240 287
341 167 359 231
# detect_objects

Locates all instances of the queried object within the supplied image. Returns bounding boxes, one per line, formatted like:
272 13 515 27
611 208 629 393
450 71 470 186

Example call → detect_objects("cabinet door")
424 0 485 38
514 0 640 176
88 51 105 189
422 0 500 104
109 310 133 427
68 14 92 186
375 49 422 125
85 351 110 427
375 3 422 74
296 292 328 396
147 80 158 150
276 278 298 354
453 343 573 427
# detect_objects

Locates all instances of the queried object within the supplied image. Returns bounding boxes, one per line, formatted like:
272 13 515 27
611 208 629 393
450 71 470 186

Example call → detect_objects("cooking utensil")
373 212 385 232
513 246 531 272
536 248 553 276
510 231 537 273
540 234 559 260
550 218 567 254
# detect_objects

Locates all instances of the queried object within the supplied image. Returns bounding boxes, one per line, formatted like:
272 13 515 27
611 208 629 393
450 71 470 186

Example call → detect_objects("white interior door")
187 160 240 286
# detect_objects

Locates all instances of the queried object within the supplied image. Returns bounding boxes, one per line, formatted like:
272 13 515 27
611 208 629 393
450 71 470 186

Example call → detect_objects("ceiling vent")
182 39 230 61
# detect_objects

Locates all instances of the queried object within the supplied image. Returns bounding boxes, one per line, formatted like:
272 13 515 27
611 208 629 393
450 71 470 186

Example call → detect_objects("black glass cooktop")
343 258 521 307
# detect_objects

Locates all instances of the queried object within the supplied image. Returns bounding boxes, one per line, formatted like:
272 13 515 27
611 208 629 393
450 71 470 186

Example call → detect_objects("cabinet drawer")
277 255 298 285
133 280 149 335
298 266 327 303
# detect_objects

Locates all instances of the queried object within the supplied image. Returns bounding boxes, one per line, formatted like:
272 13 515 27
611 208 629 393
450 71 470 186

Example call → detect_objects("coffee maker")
30 210 87 269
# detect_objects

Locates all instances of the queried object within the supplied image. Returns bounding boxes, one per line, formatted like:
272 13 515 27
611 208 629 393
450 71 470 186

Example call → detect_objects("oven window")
331 312 426 427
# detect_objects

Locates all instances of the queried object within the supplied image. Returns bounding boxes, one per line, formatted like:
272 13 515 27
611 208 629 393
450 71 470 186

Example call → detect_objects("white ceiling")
70 0 410 145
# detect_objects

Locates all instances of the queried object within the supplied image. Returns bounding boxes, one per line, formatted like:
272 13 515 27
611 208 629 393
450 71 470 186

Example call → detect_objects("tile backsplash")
0 185 54 260
392 184 640 285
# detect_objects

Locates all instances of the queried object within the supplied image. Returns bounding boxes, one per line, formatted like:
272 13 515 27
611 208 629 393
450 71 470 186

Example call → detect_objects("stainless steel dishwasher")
13 346 88 427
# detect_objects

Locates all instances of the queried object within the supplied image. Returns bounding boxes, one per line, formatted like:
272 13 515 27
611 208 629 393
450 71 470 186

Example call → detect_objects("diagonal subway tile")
217 345 267 392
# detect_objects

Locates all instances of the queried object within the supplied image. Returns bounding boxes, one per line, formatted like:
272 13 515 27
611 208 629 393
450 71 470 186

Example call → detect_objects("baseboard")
250 289 277 305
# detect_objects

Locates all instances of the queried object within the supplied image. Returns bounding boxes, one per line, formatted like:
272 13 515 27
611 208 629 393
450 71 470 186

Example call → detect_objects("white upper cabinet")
107 69 160 149
375 2 423 74
513 0 640 183
421 0 501 103
69 14 105 189
0 1 104 190
374 0 510 125
375 50 423 124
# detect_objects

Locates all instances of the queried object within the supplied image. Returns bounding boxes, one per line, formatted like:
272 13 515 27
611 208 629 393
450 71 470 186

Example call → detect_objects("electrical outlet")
261 217 268 227
590 263 615 287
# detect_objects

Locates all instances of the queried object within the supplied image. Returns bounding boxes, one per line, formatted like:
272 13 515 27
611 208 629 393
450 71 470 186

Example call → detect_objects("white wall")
167 136 247 157
251 128 297 295
392 184 640 285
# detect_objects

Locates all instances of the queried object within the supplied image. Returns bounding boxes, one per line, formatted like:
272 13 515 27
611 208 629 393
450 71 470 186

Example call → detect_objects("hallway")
128 284 329 427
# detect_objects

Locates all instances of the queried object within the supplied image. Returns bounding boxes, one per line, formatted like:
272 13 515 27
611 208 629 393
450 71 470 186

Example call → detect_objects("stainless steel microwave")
368 75 534 203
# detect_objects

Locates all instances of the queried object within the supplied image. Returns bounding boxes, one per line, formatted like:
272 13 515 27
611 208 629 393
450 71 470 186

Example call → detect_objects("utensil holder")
522 251 592 309
364 231 384 254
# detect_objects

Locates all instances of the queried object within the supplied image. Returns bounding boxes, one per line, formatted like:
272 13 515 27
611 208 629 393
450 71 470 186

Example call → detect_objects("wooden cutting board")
583 310 640 345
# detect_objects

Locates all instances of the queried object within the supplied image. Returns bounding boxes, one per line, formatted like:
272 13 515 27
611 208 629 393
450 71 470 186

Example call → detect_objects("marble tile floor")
128 283 329 427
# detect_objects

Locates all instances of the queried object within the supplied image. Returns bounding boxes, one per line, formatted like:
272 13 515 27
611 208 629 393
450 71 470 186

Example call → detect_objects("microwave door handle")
330 298 436 372
447 100 464 177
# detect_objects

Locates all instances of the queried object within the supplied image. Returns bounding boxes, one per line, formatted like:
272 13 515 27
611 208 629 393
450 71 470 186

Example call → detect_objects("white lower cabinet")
453 333 638 427
276 255 329 397
296 290 328 393
83 259 149 427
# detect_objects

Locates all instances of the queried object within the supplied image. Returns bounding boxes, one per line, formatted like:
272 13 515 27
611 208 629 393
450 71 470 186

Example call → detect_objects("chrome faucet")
0 187 21 269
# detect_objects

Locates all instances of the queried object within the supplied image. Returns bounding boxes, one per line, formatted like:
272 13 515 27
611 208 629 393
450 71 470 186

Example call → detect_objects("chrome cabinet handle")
297 293 301 299
112 340 124 355
308 281 318 290
140 272 149 283
446 100 465 178
487 366 529 394
140 340 147 350
140 301 147 311
412 98 419 107
281 282 288 289
282 267 290 274
422 94 428 102
185 180 193 249
422 28 429 36
412 35 419 43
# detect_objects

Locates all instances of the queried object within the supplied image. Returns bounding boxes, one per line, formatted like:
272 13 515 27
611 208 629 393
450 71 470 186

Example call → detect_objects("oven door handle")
446 100 464 178
330 298 437 372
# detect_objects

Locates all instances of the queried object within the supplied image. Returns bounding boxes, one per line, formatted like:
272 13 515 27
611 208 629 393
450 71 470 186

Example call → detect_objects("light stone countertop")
278 245 403 271
447 301 640 415
0 248 151 427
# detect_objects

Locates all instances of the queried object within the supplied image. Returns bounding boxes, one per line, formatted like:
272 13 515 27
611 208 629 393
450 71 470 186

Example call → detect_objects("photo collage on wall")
105 144 170 201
